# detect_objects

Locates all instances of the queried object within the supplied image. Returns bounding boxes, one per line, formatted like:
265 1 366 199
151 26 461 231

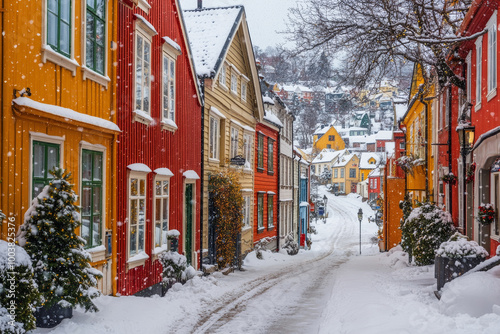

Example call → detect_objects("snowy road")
36 187 500 334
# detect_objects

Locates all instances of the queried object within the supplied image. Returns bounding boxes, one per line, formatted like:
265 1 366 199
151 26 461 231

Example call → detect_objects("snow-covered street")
35 187 500 334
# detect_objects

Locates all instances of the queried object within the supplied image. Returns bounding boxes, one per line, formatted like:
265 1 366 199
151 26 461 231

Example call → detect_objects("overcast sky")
180 0 302 49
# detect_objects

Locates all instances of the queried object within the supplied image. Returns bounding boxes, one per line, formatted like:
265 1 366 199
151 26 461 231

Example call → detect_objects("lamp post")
358 208 363 254
323 195 328 222
456 119 475 236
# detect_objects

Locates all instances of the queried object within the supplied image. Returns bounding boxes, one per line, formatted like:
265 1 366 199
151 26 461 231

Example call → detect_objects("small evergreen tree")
21 168 101 312
0 240 40 334
402 202 455 266
399 194 414 256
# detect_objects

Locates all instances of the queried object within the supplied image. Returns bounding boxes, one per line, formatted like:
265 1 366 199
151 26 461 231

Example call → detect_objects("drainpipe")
276 126 281 251
199 78 205 270
447 86 453 217
419 94 429 199
1 0 5 237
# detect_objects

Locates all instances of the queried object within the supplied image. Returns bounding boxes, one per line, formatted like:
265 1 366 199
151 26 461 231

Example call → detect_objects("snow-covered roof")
263 112 283 128
394 103 407 122
368 168 382 177
375 130 393 141
359 152 381 169
332 153 357 167
154 168 174 176
128 163 152 173
385 141 396 157
162 36 181 52
312 149 347 164
183 170 200 179
183 7 242 77
263 95 275 105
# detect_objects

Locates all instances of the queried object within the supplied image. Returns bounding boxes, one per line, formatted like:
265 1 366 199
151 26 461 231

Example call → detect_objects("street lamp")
358 208 363 254
456 119 475 236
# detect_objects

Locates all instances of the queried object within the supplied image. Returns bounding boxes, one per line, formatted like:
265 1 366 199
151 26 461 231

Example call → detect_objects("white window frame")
230 126 239 158
161 38 182 132
209 115 221 161
29 132 65 203
41 0 79 75
153 175 171 252
487 12 497 101
82 0 110 87
241 80 247 102
476 35 483 110
218 62 227 89
466 52 472 105
79 141 106 258
133 20 156 125
242 194 251 230
231 72 238 95
243 132 253 170
128 171 148 262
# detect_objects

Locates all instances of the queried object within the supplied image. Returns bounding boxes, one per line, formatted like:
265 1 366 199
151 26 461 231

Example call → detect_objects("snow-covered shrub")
0 240 40 334
158 251 195 285
255 237 276 259
402 202 455 266
436 232 488 259
282 233 299 256
20 168 102 312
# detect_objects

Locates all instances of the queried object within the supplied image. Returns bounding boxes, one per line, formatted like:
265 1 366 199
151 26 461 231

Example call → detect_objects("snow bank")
439 268 500 317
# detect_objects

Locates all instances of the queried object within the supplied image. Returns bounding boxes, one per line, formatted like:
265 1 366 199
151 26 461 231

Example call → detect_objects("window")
135 30 152 114
231 72 238 94
476 36 483 108
129 174 146 256
268 138 274 173
257 134 264 170
399 142 405 150
47 0 71 57
86 0 105 74
162 53 176 122
334 169 338 178
243 133 252 169
242 195 251 228
327 144 331 149
32 141 60 199
230 127 239 158
81 150 103 249
361 173 364 181
374 178 377 189
257 193 264 230
488 13 497 97
241 81 247 101
340 168 344 178
154 177 170 248
349 168 356 178
329 135 335 141
219 63 227 87
267 194 274 228
209 116 220 160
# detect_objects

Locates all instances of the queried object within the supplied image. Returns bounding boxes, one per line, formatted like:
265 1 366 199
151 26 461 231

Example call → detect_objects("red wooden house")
368 169 382 201
254 99 281 251
116 0 202 296
448 0 500 255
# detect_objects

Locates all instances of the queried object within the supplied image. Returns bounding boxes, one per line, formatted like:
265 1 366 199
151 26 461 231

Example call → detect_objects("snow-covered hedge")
158 252 196 285
402 203 455 265
0 240 40 334
282 233 299 256
436 233 488 259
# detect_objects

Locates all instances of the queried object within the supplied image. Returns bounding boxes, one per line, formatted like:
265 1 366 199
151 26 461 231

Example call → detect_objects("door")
185 183 194 265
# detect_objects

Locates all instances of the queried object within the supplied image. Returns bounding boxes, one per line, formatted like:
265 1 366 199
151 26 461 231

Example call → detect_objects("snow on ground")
35 186 500 333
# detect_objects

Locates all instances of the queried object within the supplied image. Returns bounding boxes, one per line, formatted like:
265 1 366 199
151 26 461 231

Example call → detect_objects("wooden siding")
202 23 261 258
254 122 279 245
116 0 201 296
1 0 118 295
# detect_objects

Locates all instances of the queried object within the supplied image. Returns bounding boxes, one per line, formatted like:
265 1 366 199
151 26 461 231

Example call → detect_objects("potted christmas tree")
20 168 102 327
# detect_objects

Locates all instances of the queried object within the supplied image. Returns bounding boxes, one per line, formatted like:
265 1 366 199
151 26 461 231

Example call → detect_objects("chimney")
197 0 202 9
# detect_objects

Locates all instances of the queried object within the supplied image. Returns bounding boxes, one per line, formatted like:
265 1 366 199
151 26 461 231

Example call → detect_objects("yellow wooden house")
184 6 264 264
359 152 381 182
312 125 346 154
331 153 360 195
400 63 435 204
1 0 119 295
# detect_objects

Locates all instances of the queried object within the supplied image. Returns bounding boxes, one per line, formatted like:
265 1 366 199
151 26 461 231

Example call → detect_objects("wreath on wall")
477 203 495 226
440 173 457 185
466 162 476 184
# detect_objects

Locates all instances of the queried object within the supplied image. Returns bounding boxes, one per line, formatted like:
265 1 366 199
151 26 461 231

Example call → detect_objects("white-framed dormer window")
153 175 170 249
209 115 221 161
42 0 78 75
230 127 239 158
133 16 157 125
128 172 147 257
219 63 227 88
476 35 483 110
487 12 497 100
